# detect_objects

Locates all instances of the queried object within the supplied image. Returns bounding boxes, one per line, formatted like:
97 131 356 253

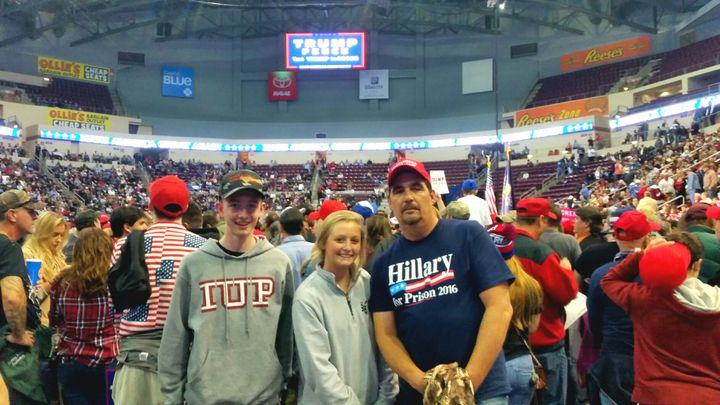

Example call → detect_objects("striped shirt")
112 222 206 337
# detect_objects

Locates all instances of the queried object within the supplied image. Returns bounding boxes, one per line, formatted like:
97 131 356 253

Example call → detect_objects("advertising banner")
560 35 651 71
268 71 297 101
162 66 195 98
37 56 111 83
359 69 389 99
48 107 111 131
515 96 608 127
285 32 366 70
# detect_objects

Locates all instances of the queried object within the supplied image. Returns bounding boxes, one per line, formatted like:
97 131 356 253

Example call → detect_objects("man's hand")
6 330 34 347
560 257 572 269
645 238 670 251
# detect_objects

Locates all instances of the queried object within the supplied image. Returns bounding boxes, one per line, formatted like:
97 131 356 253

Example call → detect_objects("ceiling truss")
0 0 713 47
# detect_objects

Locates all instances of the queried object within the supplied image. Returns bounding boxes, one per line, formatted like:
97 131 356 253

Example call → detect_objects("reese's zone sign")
515 96 608 127
48 108 111 131
38 56 111 84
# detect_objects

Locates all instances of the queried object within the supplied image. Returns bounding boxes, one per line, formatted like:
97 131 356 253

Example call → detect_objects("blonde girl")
22 211 68 326
293 210 397 404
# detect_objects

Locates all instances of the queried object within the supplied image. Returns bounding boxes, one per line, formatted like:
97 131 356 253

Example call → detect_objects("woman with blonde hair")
365 214 392 264
50 228 118 404
22 211 68 326
293 210 397 404
489 224 544 405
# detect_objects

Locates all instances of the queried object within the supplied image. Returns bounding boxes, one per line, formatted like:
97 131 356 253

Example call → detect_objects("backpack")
108 230 150 311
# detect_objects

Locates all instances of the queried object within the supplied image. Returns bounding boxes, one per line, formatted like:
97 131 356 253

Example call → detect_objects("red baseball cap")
99 214 110 229
387 159 432 187
309 199 347 221
516 198 558 220
707 205 720 220
640 243 690 292
613 211 661 241
149 175 190 218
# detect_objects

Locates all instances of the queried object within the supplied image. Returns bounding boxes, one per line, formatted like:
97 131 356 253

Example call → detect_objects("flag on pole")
485 159 497 221
501 145 514 214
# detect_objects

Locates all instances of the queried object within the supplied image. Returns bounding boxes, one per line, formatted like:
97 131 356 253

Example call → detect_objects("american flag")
485 159 497 220
501 146 515 214
112 223 206 336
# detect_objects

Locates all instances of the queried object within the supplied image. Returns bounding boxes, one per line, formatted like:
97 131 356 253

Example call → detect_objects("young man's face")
219 191 265 240
125 217 149 235
388 171 437 228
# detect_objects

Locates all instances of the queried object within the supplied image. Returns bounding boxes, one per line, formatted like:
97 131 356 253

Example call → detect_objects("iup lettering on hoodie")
386 253 457 306
199 277 275 312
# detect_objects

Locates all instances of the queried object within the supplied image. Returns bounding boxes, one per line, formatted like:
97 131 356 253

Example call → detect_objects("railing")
135 162 151 188
658 195 685 211
40 158 86 206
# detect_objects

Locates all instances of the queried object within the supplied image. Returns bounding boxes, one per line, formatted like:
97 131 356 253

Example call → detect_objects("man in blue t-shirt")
370 158 515 404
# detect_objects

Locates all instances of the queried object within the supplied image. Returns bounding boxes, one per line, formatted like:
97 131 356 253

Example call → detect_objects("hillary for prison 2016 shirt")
369 219 514 403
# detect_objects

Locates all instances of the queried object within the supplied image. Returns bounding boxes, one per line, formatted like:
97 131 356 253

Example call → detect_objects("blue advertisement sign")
285 32 366 70
162 66 194 98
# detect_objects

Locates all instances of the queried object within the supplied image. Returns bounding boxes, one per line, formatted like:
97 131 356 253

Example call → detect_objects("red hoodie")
601 252 720 404
514 229 578 348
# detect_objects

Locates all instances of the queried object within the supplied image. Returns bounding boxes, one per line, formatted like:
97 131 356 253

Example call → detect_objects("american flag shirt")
112 222 206 337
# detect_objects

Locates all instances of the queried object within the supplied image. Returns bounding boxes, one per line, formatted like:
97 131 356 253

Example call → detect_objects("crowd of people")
0 122 718 405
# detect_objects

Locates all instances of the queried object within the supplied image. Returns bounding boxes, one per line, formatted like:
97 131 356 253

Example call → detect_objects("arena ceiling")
0 0 717 47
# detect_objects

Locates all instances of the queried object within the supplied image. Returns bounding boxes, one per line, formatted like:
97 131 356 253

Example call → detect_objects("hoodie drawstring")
245 259 250 336
222 256 229 343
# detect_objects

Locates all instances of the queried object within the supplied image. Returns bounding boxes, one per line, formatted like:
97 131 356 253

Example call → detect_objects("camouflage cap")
220 170 265 199
0 190 44 214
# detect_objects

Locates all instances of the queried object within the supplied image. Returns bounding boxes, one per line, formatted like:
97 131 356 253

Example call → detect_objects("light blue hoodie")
159 237 294 405
293 265 397 404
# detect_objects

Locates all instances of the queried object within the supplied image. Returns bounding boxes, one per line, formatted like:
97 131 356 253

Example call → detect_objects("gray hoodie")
293 266 397 405
674 277 720 312
159 237 294 405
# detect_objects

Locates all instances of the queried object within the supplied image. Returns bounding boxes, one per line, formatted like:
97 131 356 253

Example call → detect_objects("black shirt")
216 241 243 257
504 326 531 361
573 242 620 294
0 234 38 329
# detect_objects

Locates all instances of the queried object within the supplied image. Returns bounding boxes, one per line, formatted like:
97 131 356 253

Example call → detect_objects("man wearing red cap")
370 159 515 404
513 197 578 405
308 199 347 237
681 204 720 284
586 210 658 404
709 205 720 233
112 176 207 405
601 232 720 404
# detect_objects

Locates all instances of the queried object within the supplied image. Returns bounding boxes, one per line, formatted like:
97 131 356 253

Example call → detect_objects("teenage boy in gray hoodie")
159 170 295 404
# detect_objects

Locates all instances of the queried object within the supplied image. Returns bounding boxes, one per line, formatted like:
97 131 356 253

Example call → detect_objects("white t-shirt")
457 194 493 226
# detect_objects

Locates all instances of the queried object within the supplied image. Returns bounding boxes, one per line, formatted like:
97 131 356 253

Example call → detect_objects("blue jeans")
505 355 535 405
536 346 568 405
478 395 510 405
58 359 109 405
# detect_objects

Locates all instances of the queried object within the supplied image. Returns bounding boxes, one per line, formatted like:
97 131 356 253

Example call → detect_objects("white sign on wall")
462 59 493 94
359 69 389 99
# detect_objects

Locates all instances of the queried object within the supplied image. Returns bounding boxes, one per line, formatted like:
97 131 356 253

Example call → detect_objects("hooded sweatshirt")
159 237 294 405
293 266 397 405
601 253 720 404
